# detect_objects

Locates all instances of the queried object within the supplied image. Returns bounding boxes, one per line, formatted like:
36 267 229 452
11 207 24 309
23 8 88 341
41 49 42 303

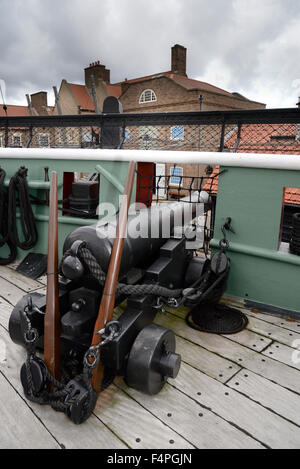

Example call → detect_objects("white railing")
0 147 300 171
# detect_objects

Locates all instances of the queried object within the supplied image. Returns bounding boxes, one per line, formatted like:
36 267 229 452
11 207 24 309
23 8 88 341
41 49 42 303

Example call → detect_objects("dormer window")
139 89 157 104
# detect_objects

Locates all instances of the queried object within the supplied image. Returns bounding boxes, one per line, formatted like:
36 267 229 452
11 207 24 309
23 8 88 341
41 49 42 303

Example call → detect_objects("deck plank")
262 342 300 371
164 307 272 352
246 315 300 348
176 336 241 383
0 372 59 449
246 309 300 334
0 297 12 330
222 296 300 334
227 370 300 427
0 276 29 306
116 379 263 449
6 260 22 270
2 264 300 449
0 266 44 293
95 384 194 449
0 326 127 449
172 363 300 449
155 310 300 394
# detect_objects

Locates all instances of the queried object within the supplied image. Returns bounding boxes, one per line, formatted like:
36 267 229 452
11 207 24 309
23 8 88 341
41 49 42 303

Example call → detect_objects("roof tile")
0 105 29 117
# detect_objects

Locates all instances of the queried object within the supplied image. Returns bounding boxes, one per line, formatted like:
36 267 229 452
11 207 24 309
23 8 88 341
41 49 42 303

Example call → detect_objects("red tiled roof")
0 104 29 117
68 83 95 111
119 71 234 97
224 124 300 155
285 187 300 205
106 83 122 98
203 125 300 205
203 166 220 194
167 73 234 97
68 82 122 111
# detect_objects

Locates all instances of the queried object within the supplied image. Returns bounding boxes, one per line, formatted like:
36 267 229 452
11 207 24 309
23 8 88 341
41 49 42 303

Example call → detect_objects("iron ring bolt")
104 321 121 339
83 348 100 369
24 327 38 344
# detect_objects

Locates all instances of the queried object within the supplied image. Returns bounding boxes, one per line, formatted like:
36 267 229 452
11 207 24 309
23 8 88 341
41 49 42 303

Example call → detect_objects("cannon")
9 171 233 424
10 190 211 387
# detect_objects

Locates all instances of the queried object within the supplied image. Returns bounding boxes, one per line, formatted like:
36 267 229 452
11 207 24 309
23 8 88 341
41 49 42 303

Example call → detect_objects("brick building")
2 44 267 195
0 104 29 148
52 44 265 115
120 45 265 114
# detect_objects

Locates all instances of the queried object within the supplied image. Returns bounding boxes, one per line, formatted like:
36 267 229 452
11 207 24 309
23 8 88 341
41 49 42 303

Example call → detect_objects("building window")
170 166 183 185
138 126 157 149
39 133 50 148
124 129 130 141
139 89 157 104
12 134 22 147
170 126 184 140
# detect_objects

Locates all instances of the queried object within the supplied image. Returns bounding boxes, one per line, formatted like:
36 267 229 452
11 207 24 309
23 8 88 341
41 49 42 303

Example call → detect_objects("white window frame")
170 126 184 140
39 133 50 148
139 89 157 104
170 166 183 185
12 133 22 147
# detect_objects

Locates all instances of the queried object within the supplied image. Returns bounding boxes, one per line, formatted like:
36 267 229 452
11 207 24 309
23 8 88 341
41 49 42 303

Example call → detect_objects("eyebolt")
83 349 99 369
24 328 38 344
105 321 121 336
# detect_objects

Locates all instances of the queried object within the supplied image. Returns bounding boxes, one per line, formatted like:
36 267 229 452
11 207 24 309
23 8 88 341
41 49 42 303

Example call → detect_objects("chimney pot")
85 60 110 87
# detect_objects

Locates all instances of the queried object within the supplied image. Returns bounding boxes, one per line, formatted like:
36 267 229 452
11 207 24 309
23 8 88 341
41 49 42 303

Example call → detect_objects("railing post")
218 121 226 152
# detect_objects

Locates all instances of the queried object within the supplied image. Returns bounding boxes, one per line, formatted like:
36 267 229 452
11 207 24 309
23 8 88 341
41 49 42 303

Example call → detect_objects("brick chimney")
85 60 111 89
30 91 48 115
171 44 187 76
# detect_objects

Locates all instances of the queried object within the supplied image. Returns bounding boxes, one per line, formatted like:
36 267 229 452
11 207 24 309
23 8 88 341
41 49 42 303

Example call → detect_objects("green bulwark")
211 166 300 316
0 157 134 259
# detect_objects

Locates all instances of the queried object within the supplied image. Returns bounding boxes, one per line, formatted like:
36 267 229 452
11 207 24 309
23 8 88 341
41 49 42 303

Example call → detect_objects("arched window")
139 89 157 104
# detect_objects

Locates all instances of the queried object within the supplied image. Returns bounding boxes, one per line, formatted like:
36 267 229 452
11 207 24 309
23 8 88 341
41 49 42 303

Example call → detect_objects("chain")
83 321 121 371
20 296 121 423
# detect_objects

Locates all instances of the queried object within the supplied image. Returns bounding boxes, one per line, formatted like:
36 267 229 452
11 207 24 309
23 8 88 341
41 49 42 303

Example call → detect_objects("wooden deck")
1 263 300 449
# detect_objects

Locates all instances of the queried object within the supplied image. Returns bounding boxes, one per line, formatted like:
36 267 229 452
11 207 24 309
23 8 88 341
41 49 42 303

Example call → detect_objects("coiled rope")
0 168 17 264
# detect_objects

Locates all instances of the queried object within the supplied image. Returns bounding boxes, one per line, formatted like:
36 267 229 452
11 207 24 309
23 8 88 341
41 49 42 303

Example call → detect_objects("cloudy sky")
0 0 300 109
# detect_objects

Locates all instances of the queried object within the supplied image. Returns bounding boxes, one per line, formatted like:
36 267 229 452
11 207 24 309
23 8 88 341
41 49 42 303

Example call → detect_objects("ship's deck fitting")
1 262 300 449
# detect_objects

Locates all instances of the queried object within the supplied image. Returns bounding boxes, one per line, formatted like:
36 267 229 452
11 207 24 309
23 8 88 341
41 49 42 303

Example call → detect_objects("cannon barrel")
63 191 209 276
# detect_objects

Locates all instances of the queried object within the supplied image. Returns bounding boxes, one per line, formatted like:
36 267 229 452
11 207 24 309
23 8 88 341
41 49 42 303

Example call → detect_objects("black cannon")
9 192 215 397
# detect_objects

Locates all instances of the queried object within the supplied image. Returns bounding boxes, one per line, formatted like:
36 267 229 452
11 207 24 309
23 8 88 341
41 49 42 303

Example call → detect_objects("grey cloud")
0 0 299 108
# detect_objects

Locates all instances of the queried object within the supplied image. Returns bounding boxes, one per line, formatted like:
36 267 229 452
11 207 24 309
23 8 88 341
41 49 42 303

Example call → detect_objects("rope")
20 305 116 424
0 168 17 264
21 309 97 422
8 166 38 250
65 245 183 299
